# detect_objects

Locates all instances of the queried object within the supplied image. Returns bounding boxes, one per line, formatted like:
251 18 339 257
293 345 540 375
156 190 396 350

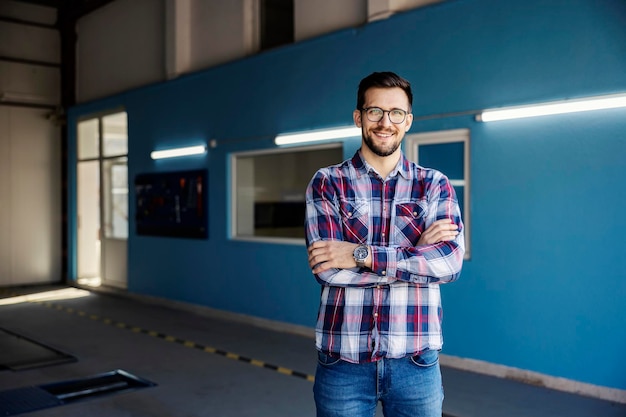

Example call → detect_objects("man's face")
354 87 413 158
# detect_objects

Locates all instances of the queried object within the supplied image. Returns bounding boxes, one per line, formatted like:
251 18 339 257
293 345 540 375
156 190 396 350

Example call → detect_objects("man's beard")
363 130 401 157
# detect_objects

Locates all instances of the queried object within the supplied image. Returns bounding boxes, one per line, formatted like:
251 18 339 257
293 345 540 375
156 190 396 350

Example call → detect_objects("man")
305 71 465 417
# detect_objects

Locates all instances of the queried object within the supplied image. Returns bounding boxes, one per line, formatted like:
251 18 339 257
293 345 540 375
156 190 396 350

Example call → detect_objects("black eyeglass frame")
361 107 410 124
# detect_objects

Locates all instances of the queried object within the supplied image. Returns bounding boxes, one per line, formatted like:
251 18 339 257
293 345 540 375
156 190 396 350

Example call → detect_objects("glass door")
76 111 128 288
77 119 101 285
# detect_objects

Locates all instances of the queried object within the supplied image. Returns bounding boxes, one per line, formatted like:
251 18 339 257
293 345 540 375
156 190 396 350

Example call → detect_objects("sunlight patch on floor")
77 277 102 287
0 288 91 306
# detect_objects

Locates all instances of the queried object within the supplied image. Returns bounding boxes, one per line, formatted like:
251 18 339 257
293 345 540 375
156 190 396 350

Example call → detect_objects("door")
76 111 128 288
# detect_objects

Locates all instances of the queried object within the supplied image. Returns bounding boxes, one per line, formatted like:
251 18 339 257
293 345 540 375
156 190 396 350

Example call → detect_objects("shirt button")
413 211 418 216
381 271 386 275
374 313 378 318
348 212 352 217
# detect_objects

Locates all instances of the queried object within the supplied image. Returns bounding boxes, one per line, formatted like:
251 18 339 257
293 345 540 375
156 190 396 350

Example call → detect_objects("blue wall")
67 0 626 391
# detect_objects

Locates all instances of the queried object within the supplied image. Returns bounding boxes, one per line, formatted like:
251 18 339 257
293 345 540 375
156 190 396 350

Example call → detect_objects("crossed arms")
304 170 465 287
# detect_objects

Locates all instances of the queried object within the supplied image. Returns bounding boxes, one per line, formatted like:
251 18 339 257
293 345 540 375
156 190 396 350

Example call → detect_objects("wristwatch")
353 244 369 268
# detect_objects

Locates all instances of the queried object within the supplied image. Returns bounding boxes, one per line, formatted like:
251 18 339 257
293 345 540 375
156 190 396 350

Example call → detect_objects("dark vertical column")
260 0 294 51
57 8 76 283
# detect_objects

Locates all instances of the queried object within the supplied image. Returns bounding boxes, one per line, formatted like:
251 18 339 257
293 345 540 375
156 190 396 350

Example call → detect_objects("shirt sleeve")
370 173 465 284
305 169 395 288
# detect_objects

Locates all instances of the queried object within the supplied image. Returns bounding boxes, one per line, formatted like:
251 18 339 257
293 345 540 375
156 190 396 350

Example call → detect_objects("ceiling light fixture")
275 126 361 146
476 93 626 122
150 145 206 160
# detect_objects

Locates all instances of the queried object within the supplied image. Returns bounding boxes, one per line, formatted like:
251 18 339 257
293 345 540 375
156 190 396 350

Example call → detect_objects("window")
103 157 128 239
231 143 342 242
405 129 471 259
102 112 128 157
77 118 99 160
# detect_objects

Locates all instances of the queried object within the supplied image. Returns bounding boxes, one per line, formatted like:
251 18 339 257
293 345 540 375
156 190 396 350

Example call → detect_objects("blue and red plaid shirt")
305 150 465 363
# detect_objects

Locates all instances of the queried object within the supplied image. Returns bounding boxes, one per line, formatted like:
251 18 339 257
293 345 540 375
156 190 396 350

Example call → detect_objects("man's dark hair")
356 71 413 111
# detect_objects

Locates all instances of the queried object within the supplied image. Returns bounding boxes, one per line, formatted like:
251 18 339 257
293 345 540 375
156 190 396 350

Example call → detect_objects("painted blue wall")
67 0 626 391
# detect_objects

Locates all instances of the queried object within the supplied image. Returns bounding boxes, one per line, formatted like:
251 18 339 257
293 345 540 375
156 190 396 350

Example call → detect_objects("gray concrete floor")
0 284 624 417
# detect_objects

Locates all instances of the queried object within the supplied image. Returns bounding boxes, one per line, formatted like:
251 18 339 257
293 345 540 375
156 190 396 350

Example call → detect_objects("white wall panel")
0 107 61 286
75 0 442 100
165 0 193 78
295 0 366 42
0 1 61 286
0 5 59 106
189 0 252 71
77 0 165 102
0 62 60 105
0 0 57 25
368 0 443 21
165 0 258 77
0 21 60 64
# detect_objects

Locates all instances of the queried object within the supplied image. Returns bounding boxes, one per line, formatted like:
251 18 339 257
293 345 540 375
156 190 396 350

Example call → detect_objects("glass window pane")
103 157 128 239
77 160 100 278
102 112 128 157
77 118 99 160
454 185 465 219
418 142 464 179
234 145 342 239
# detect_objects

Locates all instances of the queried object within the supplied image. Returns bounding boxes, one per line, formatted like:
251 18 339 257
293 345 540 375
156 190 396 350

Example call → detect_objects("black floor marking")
23 296 316 382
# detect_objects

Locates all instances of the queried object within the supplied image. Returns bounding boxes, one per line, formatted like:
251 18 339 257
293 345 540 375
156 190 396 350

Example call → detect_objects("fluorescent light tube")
275 126 361 146
150 145 206 160
477 93 626 122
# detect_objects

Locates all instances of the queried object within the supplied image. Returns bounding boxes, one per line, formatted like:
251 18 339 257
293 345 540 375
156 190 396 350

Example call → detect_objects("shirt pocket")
339 200 369 243
393 202 426 246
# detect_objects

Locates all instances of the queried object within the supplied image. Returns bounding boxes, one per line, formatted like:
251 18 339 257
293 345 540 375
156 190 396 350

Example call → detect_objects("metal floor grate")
0 369 156 416
0 386 63 415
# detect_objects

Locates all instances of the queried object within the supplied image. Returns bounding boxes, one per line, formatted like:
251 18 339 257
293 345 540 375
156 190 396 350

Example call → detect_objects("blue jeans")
313 350 443 417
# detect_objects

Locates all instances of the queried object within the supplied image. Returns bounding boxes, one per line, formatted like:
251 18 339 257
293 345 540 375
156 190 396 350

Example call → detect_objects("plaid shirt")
305 151 465 363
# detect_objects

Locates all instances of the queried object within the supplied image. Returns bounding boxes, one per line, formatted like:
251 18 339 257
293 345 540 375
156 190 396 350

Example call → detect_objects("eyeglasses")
361 107 409 124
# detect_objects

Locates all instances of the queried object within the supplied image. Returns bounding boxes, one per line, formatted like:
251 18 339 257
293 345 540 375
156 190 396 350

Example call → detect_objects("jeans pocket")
317 351 342 367
409 349 440 368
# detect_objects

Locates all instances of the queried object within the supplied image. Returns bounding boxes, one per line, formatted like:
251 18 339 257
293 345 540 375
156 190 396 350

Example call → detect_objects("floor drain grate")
0 327 76 371
0 386 62 415
0 369 156 416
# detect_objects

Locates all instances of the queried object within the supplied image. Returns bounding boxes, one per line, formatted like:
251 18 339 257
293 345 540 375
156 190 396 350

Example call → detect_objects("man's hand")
418 219 459 245
308 220 458 274
308 240 360 274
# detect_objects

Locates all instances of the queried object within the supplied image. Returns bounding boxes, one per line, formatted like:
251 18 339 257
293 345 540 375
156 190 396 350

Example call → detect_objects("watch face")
354 245 368 260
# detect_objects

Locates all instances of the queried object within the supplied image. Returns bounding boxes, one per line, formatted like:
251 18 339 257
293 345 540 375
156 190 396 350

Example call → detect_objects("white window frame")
230 142 343 245
405 128 471 259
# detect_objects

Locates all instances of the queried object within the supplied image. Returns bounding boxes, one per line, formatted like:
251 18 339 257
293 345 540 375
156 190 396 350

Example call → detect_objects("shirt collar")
352 150 411 180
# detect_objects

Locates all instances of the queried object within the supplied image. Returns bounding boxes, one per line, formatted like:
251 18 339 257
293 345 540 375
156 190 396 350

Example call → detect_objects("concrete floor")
0 284 624 417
